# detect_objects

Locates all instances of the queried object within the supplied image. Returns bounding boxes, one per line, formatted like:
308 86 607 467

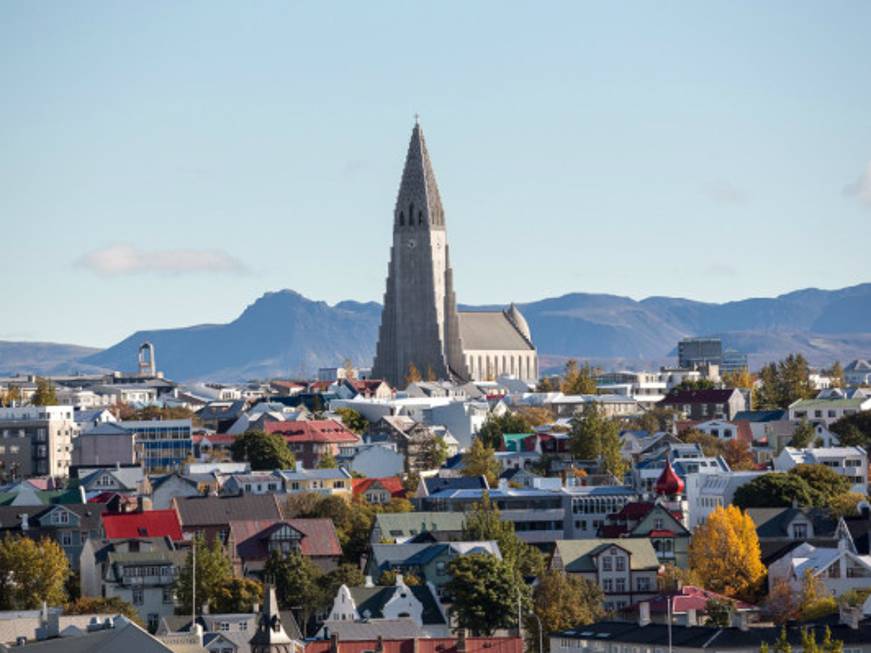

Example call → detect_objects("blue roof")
423 476 486 494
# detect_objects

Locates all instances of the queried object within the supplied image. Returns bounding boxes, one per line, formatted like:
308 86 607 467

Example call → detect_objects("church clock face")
406 239 416 249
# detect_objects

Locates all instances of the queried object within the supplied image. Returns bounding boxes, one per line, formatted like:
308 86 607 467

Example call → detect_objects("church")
371 120 538 388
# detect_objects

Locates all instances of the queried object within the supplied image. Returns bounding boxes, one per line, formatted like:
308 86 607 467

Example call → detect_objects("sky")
1 1 870 348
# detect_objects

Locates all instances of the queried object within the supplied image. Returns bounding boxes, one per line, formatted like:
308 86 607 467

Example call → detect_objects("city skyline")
2 2 870 347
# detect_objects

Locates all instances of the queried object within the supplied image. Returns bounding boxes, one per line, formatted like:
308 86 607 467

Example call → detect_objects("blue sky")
2 1 870 348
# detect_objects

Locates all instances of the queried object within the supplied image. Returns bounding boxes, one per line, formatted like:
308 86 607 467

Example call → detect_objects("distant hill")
0 341 102 376
3 284 870 381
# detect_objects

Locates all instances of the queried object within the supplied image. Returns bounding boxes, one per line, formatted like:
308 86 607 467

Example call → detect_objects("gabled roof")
374 512 466 540
554 538 660 573
352 477 405 499
661 388 739 405
422 476 488 495
173 494 282 528
747 507 839 539
229 518 342 559
102 510 183 541
348 584 445 625
265 419 360 444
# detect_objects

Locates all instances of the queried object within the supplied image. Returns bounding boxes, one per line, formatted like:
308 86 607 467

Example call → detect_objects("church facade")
371 121 537 388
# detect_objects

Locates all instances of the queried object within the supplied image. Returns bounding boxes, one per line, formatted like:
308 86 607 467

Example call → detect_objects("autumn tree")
420 435 449 469
723 439 758 471
828 492 865 518
477 411 532 450
445 553 527 636
514 406 555 427
0 386 21 407
334 407 368 434
826 361 845 388
689 505 765 602
561 360 598 395
342 358 356 380
379 569 421 586
230 430 295 471
405 363 422 386
174 533 234 614
531 570 604 651
65 596 142 625
212 577 263 613
0 536 69 609
722 368 754 390
462 438 501 487
31 377 58 406
569 403 627 479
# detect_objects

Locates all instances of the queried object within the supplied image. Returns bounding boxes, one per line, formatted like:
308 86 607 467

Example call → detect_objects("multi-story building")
116 419 193 472
788 395 871 427
265 420 359 469
0 406 77 478
677 337 722 369
774 446 868 494
660 388 747 421
685 470 765 529
561 485 639 539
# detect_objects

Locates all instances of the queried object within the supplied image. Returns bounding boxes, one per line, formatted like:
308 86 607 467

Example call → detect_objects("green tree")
827 361 845 388
732 473 815 510
531 570 604 651
286 493 377 564
569 403 627 478
211 577 263 614
535 377 557 392
561 360 598 395
0 536 69 609
445 553 528 636
31 377 58 406
462 493 545 579
755 354 815 409
789 464 851 506
264 549 323 629
334 407 368 434
317 450 338 469
830 411 871 447
323 563 365 597
379 569 421 586
174 533 234 614
64 596 142 626
477 412 532 450
420 435 449 469
789 421 815 448
673 378 716 391
705 598 734 627
631 407 676 435
462 438 500 487
230 430 295 471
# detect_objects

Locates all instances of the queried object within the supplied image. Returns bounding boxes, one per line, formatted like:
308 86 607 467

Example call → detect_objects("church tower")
371 120 469 387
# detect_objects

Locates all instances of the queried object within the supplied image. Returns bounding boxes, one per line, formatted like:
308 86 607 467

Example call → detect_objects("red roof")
265 419 360 444
228 518 342 559
631 585 756 615
192 434 237 445
102 509 183 541
352 477 406 499
306 638 522 653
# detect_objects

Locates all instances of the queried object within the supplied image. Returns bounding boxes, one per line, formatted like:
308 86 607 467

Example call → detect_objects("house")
339 379 394 400
366 541 500 590
370 512 467 544
7 616 180 652
76 466 149 496
322 576 449 637
149 473 200 510
659 388 747 421
747 506 854 565
220 472 285 496
114 419 193 472
368 417 445 474
306 634 523 653
773 446 868 494
789 395 871 427
352 477 406 504
845 359 871 387
0 405 78 478
226 517 342 576
102 509 184 542
415 475 489 499
562 485 639 538
71 423 138 469
156 608 304 652
265 420 360 468
172 494 283 542
273 466 352 497
73 407 118 433
616 586 757 625
0 503 106 570
685 471 765 529
768 539 871 595
551 539 661 612
598 501 691 568
338 441 405 478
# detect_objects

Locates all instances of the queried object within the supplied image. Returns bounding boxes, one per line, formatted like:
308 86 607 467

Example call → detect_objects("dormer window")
792 523 808 539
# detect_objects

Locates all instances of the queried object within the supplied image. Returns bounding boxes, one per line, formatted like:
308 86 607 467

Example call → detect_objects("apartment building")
0 406 78 478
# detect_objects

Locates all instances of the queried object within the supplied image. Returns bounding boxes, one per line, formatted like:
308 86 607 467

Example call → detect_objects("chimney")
252 603 260 615
364 575 375 588
394 573 404 586
329 633 339 653
457 628 467 653
375 636 384 653
295 461 305 473
638 602 651 627
19 513 29 531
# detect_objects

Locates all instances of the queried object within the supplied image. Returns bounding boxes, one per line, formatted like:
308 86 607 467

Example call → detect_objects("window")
653 518 664 530
163 587 174 604
792 524 808 539
436 561 447 576
602 579 613 592
148 614 158 632
61 532 73 546
615 578 626 592
615 556 626 572
219 622 230 632
132 589 144 605
239 621 248 631
637 577 651 591
602 557 612 571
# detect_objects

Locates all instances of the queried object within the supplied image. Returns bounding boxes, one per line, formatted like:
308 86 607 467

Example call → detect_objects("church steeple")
249 584 295 653
394 119 445 229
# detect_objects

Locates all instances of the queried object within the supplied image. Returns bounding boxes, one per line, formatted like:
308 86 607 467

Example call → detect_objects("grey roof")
348 585 445 624
173 494 282 527
12 619 174 652
319 618 427 640
373 512 466 540
457 311 533 351
79 467 145 491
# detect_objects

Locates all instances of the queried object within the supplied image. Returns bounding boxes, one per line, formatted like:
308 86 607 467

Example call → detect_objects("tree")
425 365 438 382
631 407 677 435
230 430 295 471
477 412 532 450
798 570 837 621
705 598 734 627
420 435 448 470
722 439 757 471
286 493 377 564
755 355 815 409
0 386 21 407
211 577 263 614
789 421 815 448
174 533 234 614
689 505 765 602
723 369 754 390
462 438 500 487
569 403 627 479
535 377 557 392
0 536 69 609
31 377 58 406
379 569 421 586
405 362 422 386
732 473 815 510
323 563 365 598
829 492 865 518
264 549 323 629
830 411 871 447
764 579 799 624
531 570 604 651
334 407 368 434
64 596 142 625
658 564 702 592
827 361 845 388
462 493 545 579
342 358 356 380
673 378 716 392
445 553 527 636
514 406 555 427
561 360 598 395
317 451 338 469
789 464 851 506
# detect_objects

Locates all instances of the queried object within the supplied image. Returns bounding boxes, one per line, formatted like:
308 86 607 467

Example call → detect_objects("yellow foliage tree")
405 363 422 386
688 505 765 602
723 368 754 390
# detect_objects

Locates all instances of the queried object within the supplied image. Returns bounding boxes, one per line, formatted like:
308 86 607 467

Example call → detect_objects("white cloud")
76 244 249 277
702 182 748 206
844 162 871 206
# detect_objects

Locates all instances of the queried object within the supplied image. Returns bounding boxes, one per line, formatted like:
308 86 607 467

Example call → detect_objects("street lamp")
528 610 543 653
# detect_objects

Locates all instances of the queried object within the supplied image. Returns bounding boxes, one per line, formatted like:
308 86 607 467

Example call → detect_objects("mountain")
2 284 870 381
0 341 102 375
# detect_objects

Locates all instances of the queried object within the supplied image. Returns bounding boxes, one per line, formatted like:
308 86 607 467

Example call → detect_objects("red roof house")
102 509 184 541
265 420 360 468
227 518 342 574
352 477 406 504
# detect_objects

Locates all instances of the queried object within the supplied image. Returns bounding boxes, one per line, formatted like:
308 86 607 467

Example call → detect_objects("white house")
845 360 871 387
773 446 868 494
788 395 871 427
768 539 871 595
685 471 766 529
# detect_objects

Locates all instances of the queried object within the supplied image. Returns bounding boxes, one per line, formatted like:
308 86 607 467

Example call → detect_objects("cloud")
76 244 249 277
702 182 748 206
844 162 871 206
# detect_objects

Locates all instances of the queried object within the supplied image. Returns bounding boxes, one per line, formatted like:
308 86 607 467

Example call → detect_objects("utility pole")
191 536 196 626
